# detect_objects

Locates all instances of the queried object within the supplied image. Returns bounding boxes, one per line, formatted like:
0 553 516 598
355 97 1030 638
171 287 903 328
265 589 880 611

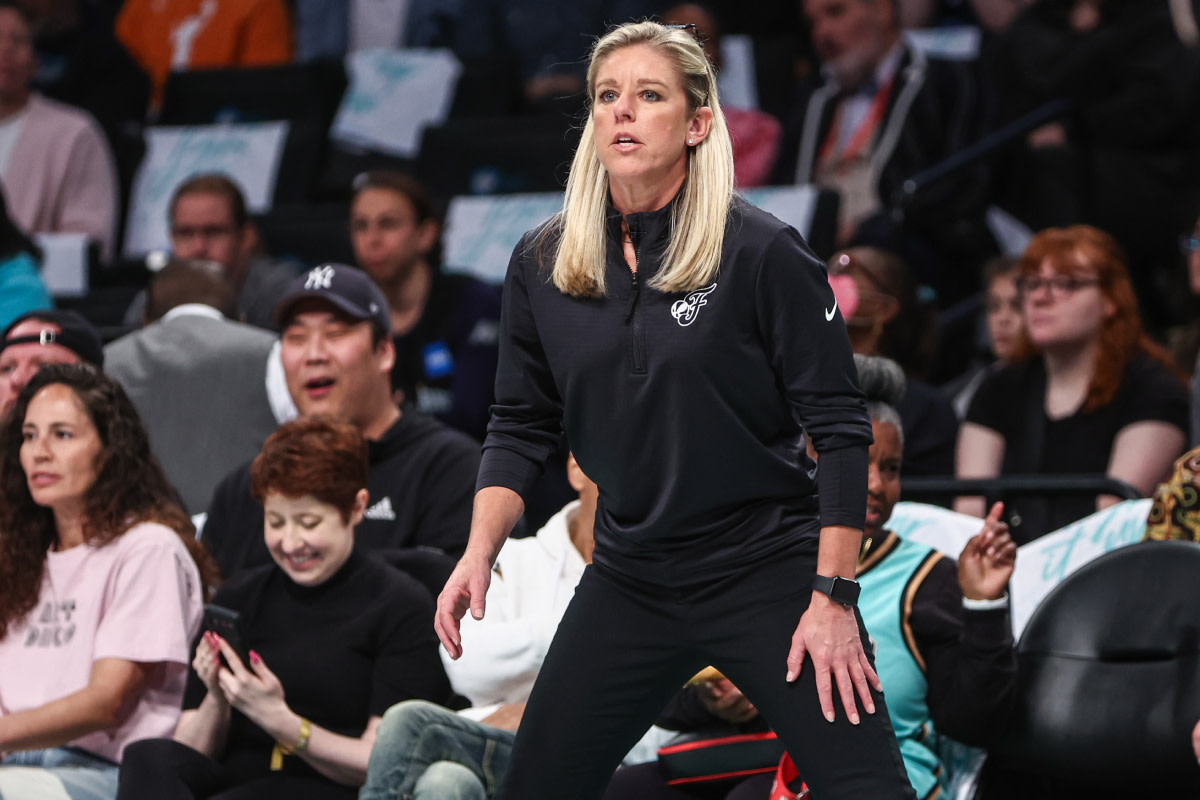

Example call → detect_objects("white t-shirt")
0 522 204 762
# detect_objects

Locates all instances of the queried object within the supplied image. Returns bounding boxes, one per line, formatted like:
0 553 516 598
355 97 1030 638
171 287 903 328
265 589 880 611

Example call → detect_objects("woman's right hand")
958 502 1017 602
435 553 493 660
193 632 230 704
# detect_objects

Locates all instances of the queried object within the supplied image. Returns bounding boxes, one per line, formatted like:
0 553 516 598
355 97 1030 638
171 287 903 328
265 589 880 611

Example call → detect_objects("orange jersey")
116 0 294 107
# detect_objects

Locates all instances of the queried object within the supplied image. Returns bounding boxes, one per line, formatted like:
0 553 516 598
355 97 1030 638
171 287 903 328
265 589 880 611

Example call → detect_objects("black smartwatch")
812 574 861 607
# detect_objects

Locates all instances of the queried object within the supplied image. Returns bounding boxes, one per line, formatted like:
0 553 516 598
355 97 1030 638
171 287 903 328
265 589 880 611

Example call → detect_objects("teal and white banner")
332 48 461 158
889 499 1153 638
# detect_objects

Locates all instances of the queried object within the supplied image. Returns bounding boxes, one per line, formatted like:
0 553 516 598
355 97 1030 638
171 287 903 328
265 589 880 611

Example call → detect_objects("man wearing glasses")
124 173 301 330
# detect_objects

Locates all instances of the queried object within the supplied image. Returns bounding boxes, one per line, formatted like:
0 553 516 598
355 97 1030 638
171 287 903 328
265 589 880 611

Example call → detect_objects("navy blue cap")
2 309 105 368
272 264 392 334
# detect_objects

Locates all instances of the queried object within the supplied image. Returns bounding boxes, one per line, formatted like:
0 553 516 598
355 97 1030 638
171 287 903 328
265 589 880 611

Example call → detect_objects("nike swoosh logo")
825 297 838 321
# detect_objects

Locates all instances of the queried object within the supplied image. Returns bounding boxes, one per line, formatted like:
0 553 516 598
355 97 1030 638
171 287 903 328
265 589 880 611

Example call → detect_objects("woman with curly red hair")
956 224 1188 543
0 363 218 800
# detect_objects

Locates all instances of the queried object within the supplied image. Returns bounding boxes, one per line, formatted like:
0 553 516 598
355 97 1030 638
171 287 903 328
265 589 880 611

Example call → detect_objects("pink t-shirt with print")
0 521 204 762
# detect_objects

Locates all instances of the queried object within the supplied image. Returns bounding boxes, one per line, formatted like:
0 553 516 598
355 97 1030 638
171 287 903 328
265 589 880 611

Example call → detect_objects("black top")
896 379 959 479
184 549 452 784
390 270 502 442
203 412 480 580
479 196 873 587
966 353 1188 542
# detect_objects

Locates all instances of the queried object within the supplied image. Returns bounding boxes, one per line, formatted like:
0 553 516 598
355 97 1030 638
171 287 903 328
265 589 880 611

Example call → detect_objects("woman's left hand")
787 593 881 725
213 637 289 730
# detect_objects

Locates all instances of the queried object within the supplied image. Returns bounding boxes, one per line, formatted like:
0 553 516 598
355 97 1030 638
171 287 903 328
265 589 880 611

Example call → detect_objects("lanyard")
817 76 895 167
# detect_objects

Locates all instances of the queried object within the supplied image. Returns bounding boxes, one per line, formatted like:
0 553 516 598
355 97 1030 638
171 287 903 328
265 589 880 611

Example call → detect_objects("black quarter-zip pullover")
478 195 872 587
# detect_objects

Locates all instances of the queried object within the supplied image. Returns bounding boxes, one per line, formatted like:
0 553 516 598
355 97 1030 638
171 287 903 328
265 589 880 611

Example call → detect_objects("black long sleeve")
909 557 1017 747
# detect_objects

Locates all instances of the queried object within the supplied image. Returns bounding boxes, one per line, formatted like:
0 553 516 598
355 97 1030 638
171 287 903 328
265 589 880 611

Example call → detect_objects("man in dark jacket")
202 263 480 580
774 0 995 304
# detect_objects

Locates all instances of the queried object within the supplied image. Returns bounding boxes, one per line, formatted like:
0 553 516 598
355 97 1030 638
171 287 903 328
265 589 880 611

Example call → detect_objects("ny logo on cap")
305 266 336 290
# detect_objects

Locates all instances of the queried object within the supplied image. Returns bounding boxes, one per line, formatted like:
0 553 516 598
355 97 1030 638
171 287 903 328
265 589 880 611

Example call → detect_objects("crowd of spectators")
1 0 1200 797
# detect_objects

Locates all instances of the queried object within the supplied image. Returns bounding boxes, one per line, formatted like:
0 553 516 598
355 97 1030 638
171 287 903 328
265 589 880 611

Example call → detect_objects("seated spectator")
359 453 664 799
603 354 1018 800
988 0 1200 312
1143 445 1200 543
660 3 782 188
1140 445 1200 767
0 185 50 329
125 174 301 331
828 246 959 479
774 0 994 303
116 416 454 800
0 0 118 260
203 263 479 579
957 225 1189 543
25 0 151 149
404 0 658 106
350 171 500 441
115 0 293 108
105 258 281 513
0 307 103 417
944 256 1022 418
0 363 215 799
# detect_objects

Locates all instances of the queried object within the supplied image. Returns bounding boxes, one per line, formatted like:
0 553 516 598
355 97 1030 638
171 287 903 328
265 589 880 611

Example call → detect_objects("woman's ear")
350 488 369 527
687 106 713 147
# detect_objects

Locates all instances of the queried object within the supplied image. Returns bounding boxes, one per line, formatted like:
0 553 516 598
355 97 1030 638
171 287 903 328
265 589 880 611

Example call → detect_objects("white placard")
122 121 289 257
444 192 564 284
889 499 1152 639
888 500 979 560
35 232 89 297
444 187 825 285
904 27 981 61
331 48 462 158
1008 499 1151 637
986 204 1034 257
742 185 820 241
718 35 758 111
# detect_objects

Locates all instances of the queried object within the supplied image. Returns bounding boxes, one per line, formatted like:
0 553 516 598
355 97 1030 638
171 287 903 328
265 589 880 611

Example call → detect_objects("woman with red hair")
955 224 1188 543
116 417 453 800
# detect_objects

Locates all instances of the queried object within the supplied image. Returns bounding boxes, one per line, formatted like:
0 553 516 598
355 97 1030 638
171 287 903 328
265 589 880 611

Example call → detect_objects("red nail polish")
250 650 261 664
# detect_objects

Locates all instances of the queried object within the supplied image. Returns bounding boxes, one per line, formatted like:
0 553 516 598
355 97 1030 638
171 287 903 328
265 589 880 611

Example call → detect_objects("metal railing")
902 474 1142 502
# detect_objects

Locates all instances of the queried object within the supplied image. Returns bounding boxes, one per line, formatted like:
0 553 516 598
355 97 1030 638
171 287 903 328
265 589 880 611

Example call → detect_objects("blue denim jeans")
0 747 119 800
359 700 514 800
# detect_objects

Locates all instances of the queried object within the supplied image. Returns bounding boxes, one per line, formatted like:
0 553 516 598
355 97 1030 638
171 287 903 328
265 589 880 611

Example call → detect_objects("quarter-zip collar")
604 191 681 283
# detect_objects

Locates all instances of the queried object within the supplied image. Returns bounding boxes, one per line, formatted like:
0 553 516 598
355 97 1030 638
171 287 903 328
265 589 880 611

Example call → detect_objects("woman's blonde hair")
545 20 735 297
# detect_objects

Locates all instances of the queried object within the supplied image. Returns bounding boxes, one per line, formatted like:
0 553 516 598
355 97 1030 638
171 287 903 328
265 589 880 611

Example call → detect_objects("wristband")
962 594 1009 611
270 717 311 770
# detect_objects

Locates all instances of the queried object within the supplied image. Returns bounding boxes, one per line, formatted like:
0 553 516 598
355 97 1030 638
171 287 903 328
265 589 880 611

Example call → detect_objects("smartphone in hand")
202 604 251 668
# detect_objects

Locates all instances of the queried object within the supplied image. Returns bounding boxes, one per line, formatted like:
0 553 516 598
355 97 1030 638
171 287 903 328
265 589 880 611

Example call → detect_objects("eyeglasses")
663 23 698 34
171 224 237 241
1015 275 1100 298
1180 234 1200 255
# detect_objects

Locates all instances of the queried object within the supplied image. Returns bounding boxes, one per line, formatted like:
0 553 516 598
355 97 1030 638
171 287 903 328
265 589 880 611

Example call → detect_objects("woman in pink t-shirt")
0 363 218 800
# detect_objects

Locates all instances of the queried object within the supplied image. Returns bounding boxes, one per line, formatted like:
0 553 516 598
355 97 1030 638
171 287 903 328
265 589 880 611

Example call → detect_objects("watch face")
831 577 861 606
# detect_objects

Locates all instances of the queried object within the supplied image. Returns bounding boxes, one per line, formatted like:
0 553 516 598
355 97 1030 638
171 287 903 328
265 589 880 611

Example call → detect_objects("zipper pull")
625 272 639 322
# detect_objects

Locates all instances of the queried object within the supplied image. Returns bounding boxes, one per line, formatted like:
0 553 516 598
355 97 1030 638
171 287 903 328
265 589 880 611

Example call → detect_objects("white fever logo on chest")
670 283 718 327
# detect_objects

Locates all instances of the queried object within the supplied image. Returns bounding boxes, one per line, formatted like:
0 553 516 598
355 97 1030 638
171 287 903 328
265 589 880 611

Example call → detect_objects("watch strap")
812 574 861 606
